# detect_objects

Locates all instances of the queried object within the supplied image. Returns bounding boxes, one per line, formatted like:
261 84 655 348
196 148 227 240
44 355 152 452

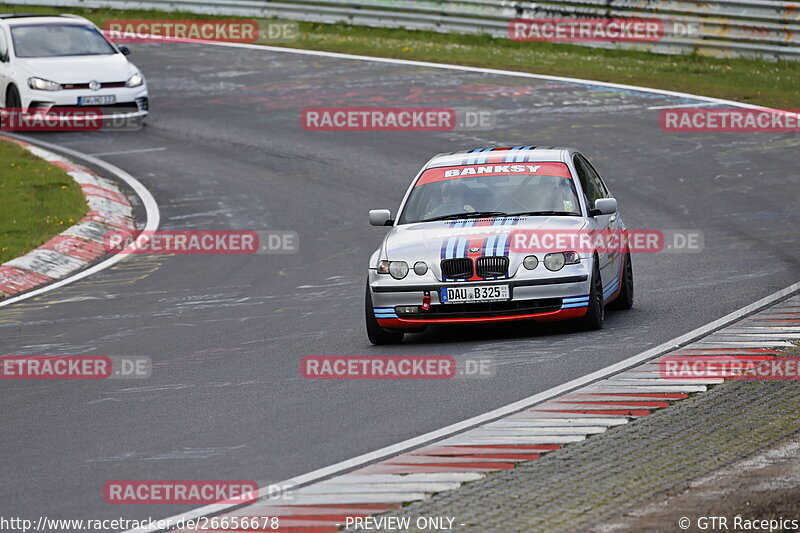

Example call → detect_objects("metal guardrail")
4 0 799 59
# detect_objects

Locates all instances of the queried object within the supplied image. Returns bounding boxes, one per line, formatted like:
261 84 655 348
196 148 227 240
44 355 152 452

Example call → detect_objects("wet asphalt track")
1 43 798 523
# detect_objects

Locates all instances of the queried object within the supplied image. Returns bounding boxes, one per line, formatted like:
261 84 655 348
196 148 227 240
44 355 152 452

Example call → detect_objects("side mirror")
369 209 393 226
119 46 131 56
591 198 618 216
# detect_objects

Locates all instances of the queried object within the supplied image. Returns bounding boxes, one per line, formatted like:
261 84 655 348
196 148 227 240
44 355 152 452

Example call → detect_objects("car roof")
0 14 91 25
425 146 573 169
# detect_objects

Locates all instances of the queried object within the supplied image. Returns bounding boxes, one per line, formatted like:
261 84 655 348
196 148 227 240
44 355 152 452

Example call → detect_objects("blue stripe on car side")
485 234 496 256
502 232 511 256
456 237 468 258
445 237 457 259
523 146 536 161
504 146 522 162
494 233 508 256
603 278 619 298
563 296 590 302
562 294 590 309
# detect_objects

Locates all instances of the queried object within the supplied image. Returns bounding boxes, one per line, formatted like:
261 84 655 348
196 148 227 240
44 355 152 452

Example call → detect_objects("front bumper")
369 271 591 328
21 85 149 118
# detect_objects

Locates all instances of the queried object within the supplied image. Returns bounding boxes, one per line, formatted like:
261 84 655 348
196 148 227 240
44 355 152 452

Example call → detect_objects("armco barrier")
4 0 799 59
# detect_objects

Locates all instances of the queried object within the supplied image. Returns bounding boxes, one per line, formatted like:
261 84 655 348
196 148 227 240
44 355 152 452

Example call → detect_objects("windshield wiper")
505 210 581 217
421 211 509 222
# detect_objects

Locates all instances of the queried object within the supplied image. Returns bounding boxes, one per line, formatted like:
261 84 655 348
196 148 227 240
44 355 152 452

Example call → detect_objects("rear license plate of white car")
78 95 116 106
440 284 510 304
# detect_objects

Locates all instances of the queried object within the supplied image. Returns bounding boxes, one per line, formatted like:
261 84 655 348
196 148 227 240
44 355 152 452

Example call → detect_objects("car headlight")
523 255 539 270
544 253 565 271
126 72 144 88
28 77 62 91
389 261 409 280
544 252 580 271
413 261 428 276
377 260 409 279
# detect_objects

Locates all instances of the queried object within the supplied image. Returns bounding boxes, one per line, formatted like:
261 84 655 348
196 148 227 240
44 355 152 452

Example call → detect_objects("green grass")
0 139 88 264
1 3 798 107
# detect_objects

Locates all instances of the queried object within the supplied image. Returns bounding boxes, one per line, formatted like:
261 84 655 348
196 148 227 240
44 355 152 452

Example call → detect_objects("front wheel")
365 282 404 345
608 252 633 310
5 85 21 110
577 257 604 330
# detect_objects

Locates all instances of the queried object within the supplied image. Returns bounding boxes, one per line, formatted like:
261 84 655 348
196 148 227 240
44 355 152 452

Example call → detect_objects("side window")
572 155 598 208
0 29 8 61
575 155 607 208
581 156 609 199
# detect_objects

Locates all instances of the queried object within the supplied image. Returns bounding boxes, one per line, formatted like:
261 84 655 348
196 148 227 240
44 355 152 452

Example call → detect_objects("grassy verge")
0 139 87 264
1 3 798 107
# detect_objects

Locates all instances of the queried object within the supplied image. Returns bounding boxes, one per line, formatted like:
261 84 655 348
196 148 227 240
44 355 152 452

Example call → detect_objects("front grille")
477 256 509 278
441 258 473 279
401 298 562 320
62 82 127 90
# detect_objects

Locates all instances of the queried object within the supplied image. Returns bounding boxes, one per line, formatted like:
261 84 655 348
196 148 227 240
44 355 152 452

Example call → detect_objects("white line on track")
646 102 719 110
205 42 777 111
88 147 167 157
0 134 160 309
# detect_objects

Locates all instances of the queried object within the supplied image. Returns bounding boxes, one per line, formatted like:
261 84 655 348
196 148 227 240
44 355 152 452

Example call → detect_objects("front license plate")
78 95 116 106
440 284 510 304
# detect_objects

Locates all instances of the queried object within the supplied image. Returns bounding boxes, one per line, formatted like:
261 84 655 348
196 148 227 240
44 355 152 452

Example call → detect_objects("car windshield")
399 163 582 224
11 24 116 58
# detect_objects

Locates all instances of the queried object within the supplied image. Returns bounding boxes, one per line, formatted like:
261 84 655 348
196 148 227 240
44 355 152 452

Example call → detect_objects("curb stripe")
0 135 159 308
0 136 134 298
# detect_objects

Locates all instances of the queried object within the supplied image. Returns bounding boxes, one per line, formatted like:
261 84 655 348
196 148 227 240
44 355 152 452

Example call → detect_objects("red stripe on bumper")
376 307 586 327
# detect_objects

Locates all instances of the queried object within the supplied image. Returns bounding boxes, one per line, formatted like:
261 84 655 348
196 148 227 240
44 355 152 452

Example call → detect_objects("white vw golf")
0 14 148 121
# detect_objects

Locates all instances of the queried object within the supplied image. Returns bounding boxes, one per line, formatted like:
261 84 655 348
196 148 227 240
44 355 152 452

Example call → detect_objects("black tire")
608 252 634 310
578 256 604 330
5 84 21 110
365 282 404 345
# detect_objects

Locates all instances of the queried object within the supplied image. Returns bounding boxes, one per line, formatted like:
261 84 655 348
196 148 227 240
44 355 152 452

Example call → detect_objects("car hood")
381 216 587 281
15 54 136 83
